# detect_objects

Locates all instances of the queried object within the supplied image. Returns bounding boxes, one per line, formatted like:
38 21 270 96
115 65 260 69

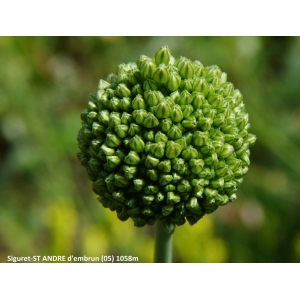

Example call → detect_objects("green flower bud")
115 83 131 98
165 96 175 108
223 169 235 181
106 72 117 85
193 60 206 76
212 140 224 154
145 155 160 168
117 72 131 86
159 174 173 185
191 92 206 109
108 112 121 129
119 97 132 112
106 88 115 98
162 205 174 216
155 45 171 65
143 79 158 91
155 192 165 203
120 112 133 125
154 101 171 119
218 143 234 159
231 136 244 149
132 83 144 96
80 108 89 123
210 177 224 189
153 131 168 143
129 135 145 152
146 169 159 181
193 131 209 147
226 157 242 172
136 55 151 69
238 152 250 166
167 124 182 140
203 108 217 119
114 125 129 138
180 105 193 119
149 142 165 158
128 68 142 85
153 64 170 84
92 122 106 136
165 141 182 159
114 173 129 188
220 82 234 97
106 155 121 169
143 130 155 141
124 151 140 165
219 72 227 85
132 109 148 125
206 75 220 88
97 92 109 109
172 172 182 183
167 192 181 204
144 113 159 128
182 146 199 160
87 111 98 124
145 141 151 154
215 193 229 206
141 59 156 79
133 179 145 191
100 143 115 156
82 127 94 141
128 123 142 136
204 153 219 166
107 97 121 112
160 118 173 132
177 179 192 193
172 157 185 170
189 158 204 174
178 58 194 79
243 133 257 147
144 185 159 194
132 94 146 110
176 90 193 105
93 178 107 194
88 158 102 172
145 90 164 107
192 76 207 93
182 116 197 129
157 159 171 173
123 165 137 179
169 90 180 101
174 138 187 149
170 105 183 122
213 114 225 127
207 65 222 78
198 117 213 131
180 78 193 92
186 197 201 212
98 79 111 91
167 71 181 91
105 133 122 148
133 216 147 227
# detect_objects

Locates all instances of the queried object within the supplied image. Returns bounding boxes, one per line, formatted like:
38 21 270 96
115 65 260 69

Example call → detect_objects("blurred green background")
1 36 300 263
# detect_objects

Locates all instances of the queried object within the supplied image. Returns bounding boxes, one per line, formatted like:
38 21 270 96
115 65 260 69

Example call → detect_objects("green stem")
154 221 173 263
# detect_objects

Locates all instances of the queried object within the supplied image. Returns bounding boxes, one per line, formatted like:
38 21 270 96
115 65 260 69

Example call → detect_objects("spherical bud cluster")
77 46 256 233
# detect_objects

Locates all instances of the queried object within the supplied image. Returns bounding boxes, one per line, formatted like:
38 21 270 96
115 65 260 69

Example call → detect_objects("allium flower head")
77 46 256 233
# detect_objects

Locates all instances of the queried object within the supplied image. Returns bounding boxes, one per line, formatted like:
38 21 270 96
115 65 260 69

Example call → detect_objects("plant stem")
154 221 173 263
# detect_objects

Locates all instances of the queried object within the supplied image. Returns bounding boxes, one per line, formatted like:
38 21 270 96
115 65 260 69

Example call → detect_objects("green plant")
77 46 256 262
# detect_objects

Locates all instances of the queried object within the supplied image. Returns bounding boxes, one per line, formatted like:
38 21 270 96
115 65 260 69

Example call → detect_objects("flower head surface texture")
77 46 256 233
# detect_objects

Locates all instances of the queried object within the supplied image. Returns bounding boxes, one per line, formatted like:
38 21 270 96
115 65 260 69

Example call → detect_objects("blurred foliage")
0 36 300 263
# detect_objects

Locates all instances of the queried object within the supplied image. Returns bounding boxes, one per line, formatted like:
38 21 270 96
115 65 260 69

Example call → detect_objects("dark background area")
1 36 300 262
